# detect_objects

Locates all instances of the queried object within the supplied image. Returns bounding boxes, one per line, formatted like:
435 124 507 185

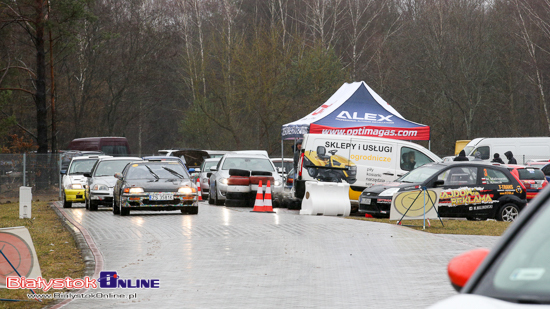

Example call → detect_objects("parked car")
112 160 198 216
358 161 527 221
270 158 293 176
84 156 142 211
68 137 131 156
209 152 283 205
61 155 111 208
428 185 550 308
506 165 548 200
198 157 221 199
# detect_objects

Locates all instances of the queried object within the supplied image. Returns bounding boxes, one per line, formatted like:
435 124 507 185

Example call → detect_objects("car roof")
224 153 270 159
203 158 221 162
97 157 142 161
71 155 111 161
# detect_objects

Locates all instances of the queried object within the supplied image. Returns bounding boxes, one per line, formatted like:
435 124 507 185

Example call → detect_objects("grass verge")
0 202 84 308
348 217 511 236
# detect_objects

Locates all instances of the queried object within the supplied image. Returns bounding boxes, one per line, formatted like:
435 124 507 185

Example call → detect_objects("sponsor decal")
439 187 495 206
336 111 394 122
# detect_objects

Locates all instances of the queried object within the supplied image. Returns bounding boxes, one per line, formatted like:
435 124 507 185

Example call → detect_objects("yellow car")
61 155 110 208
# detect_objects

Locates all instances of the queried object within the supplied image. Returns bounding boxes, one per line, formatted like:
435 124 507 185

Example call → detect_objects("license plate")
363 198 371 205
149 193 174 201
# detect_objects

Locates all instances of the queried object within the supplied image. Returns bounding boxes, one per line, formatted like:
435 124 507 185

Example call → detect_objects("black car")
358 162 527 221
112 160 199 216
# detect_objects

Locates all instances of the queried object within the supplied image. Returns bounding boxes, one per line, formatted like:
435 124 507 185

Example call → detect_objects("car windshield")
202 161 219 172
94 160 135 177
463 146 474 156
396 165 443 183
68 159 98 175
473 199 550 303
126 162 189 180
222 157 275 172
518 168 545 181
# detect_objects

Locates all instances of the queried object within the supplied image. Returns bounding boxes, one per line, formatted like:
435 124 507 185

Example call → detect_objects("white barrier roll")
300 181 351 216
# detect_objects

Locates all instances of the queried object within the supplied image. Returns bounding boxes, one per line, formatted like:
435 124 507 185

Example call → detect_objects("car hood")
91 176 117 187
427 294 539 309
66 175 88 184
364 181 423 195
125 179 194 191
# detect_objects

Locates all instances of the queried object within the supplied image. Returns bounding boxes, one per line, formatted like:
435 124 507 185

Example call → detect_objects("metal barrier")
300 181 351 216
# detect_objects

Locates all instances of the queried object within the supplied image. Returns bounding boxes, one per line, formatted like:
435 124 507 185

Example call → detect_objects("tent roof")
281 81 430 140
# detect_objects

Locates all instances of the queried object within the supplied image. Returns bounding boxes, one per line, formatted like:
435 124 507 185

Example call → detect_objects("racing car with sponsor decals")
358 161 527 222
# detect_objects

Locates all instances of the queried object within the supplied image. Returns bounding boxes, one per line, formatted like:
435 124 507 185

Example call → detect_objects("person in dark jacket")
293 139 303 173
504 151 517 164
453 150 469 161
491 153 505 164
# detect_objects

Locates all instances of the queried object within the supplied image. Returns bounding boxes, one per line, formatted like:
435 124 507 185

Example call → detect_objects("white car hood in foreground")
428 294 550 309
91 176 117 188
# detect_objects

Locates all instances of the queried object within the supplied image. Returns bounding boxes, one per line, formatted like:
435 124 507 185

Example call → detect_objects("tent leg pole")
429 139 431 151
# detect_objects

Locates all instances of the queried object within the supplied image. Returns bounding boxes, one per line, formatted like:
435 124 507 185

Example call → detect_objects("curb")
47 202 104 308
50 202 96 278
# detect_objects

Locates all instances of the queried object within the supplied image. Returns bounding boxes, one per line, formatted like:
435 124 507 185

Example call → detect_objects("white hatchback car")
85 156 142 211
62 155 111 208
208 152 283 205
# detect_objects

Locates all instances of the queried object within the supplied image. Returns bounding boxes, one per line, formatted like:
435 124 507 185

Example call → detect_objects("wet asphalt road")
51 201 499 308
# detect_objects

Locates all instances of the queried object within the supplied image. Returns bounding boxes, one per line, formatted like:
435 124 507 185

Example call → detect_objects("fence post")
59 154 62 200
23 152 26 187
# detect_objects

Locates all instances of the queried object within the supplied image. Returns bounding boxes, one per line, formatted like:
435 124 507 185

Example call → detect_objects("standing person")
491 153 505 164
504 151 517 164
454 150 469 161
293 139 303 179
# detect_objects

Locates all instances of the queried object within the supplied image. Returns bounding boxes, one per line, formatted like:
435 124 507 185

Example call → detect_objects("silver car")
198 157 221 199
85 156 142 211
208 152 283 205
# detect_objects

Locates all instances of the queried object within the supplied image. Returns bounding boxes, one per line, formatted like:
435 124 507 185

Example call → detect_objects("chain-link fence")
0 153 62 200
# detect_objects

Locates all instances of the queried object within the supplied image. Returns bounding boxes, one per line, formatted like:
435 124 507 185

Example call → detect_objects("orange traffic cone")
251 181 265 212
263 180 275 212
196 178 202 201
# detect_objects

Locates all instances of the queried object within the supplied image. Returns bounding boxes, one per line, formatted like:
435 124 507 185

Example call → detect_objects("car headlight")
202 178 209 183
220 178 228 185
66 183 83 189
380 188 400 197
274 180 281 186
91 184 109 191
123 187 144 194
178 187 196 194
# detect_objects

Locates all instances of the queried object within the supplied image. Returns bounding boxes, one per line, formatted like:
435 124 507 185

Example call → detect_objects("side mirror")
210 167 217 172
433 180 444 187
447 248 489 292
114 172 123 180
83 172 92 178
60 170 67 175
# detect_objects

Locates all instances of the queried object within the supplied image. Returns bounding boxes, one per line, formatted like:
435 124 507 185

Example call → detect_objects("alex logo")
98 271 160 289
336 111 393 122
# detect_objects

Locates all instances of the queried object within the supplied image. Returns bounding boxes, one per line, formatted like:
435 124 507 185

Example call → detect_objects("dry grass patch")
348 217 511 236
0 202 84 308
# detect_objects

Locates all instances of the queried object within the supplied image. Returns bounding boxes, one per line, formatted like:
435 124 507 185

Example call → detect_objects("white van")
295 134 441 203
463 137 550 164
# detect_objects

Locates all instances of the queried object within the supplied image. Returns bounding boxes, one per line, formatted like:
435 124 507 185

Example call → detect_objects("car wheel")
120 206 130 216
89 200 98 211
208 184 215 204
182 206 199 215
214 187 224 206
63 194 72 208
497 203 520 222
85 197 89 210
113 197 120 215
